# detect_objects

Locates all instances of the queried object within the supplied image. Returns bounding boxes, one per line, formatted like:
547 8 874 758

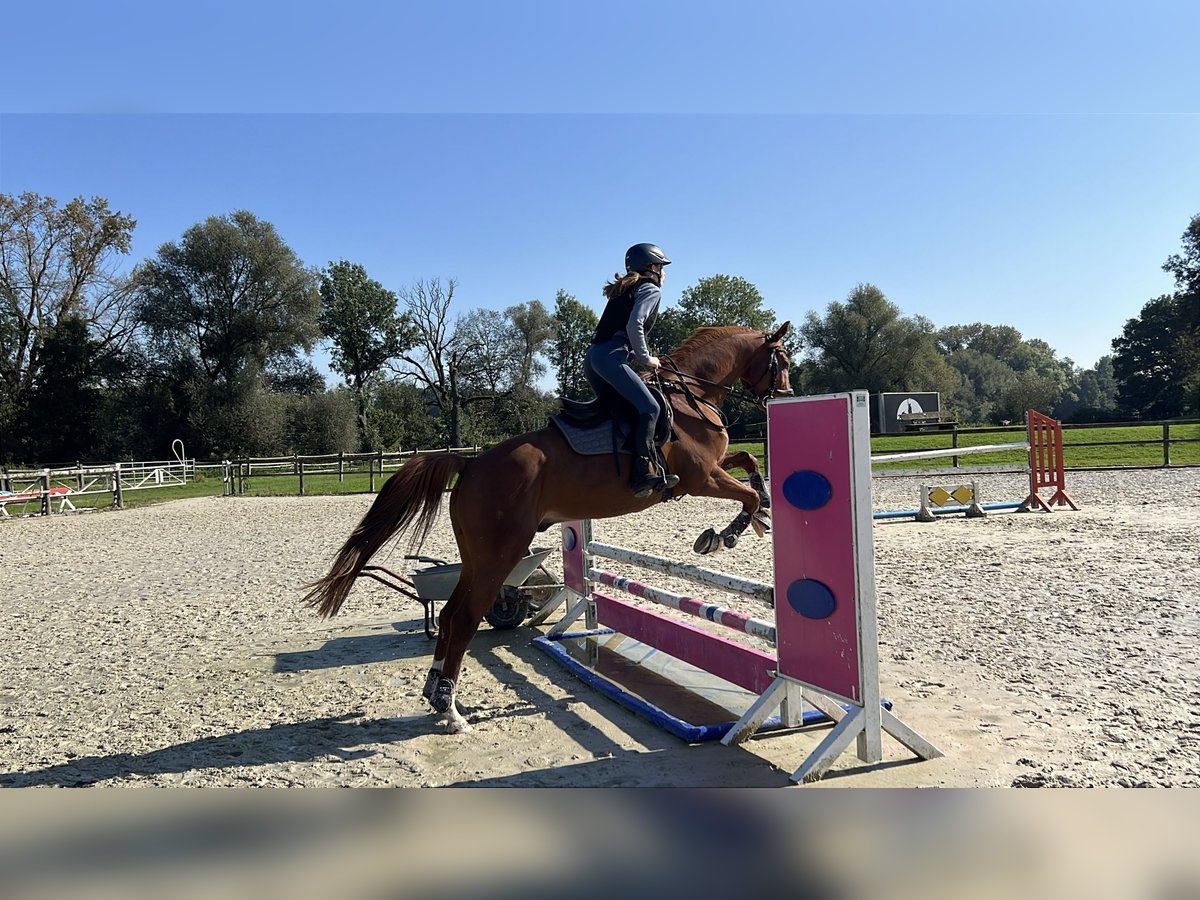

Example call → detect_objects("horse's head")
740 321 793 405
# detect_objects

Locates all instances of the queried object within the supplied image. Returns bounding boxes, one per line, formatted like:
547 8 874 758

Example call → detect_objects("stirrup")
632 475 666 498
632 471 678 498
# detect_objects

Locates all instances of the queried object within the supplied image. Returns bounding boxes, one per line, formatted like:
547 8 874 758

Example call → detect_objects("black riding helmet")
625 243 671 273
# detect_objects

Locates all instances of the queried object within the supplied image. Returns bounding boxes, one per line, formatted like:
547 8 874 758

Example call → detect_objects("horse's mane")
666 325 759 364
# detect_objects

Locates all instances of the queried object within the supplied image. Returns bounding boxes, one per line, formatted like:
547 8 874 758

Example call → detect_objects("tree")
652 274 794 437
448 302 558 442
134 211 320 396
1163 213 1200 296
936 323 1074 423
936 323 1023 359
0 192 137 459
1113 213 1200 419
654 274 777 352
16 317 115 464
802 283 957 396
550 289 597 400
133 211 320 455
1112 294 1191 418
318 260 413 447
941 348 1016 423
1161 213 1200 416
507 299 557 388
369 380 442 450
265 352 326 395
282 389 359 455
390 278 479 447
389 281 561 446
1067 355 1119 421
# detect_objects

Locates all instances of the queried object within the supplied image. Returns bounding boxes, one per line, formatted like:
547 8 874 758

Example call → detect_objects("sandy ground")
1 467 1197 788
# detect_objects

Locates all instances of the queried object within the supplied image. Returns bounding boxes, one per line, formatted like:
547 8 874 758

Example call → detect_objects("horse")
302 323 792 732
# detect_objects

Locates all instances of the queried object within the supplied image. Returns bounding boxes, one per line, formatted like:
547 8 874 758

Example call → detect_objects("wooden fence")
222 446 481 496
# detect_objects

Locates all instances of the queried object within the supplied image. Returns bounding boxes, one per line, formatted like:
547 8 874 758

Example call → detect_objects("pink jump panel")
594 593 778 696
768 396 863 703
561 521 587 594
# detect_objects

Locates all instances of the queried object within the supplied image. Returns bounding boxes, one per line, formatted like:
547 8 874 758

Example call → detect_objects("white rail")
871 440 1029 465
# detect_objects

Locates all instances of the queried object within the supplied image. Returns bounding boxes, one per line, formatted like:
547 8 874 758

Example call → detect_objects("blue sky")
2 2 1198 380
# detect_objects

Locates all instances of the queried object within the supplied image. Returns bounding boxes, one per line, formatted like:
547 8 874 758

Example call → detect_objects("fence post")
1162 423 1171 466
39 470 50 516
951 427 960 468
76 462 84 491
338 450 344 482
299 460 305 496
114 463 124 509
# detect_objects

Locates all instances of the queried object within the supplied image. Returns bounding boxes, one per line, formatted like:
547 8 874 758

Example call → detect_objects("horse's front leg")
691 466 766 555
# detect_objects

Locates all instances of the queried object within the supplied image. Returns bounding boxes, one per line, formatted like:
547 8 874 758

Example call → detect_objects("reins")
651 342 788 429
652 359 729 428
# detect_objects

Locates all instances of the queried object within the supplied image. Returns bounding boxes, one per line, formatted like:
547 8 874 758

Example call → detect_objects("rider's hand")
644 356 661 370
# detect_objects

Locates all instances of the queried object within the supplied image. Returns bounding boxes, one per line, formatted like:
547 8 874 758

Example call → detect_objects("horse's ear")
769 321 790 343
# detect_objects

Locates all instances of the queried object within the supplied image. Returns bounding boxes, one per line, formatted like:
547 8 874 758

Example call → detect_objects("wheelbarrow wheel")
484 585 529 630
520 567 557 612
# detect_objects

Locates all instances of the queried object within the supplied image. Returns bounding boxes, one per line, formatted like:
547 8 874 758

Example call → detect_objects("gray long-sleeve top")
625 281 662 365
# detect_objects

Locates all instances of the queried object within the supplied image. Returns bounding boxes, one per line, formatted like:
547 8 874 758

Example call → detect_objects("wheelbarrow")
356 547 561 638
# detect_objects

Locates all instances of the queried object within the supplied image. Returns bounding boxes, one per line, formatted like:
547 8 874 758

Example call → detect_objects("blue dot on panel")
787 578 837 620
782 470 832 510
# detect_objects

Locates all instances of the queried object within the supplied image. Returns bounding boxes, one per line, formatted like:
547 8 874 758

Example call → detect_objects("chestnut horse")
302 323 791 732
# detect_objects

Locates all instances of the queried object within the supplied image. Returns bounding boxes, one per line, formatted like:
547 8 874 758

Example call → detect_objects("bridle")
652 338 792 427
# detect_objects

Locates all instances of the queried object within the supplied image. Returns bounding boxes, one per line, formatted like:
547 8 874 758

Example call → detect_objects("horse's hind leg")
425 530 531 733
721 449 769 502
719 451 771 529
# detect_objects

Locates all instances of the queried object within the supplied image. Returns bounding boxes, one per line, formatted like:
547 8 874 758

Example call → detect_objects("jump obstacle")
871 409 1078 521
536 391 943 784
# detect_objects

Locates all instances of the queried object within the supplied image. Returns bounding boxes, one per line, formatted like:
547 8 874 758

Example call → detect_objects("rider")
586 242 681 498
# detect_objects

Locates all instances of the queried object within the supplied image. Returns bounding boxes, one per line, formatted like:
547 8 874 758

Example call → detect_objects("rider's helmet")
625 243 672 273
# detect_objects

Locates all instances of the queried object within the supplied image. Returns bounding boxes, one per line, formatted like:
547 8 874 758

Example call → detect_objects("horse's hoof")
422 667 440 701
751 509 771 537
429 676 455 713
721 530 740 549
693 528 722 555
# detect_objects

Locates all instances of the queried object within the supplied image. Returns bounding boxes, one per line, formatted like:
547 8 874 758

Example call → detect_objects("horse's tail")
302 452 469 618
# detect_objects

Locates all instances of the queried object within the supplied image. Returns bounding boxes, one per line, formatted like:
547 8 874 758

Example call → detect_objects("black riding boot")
631 418 680 498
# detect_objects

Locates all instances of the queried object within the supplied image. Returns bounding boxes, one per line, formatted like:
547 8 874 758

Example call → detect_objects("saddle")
549 384 675 482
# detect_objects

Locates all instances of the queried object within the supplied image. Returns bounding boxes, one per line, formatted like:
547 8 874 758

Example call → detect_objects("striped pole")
589 568 777 643
588 541 774 607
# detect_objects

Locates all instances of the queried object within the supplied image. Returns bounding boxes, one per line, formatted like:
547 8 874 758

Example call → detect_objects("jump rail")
587 542 775 607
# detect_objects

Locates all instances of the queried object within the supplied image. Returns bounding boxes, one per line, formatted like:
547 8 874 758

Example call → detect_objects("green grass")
237 472 387 496
1059 423 1200 467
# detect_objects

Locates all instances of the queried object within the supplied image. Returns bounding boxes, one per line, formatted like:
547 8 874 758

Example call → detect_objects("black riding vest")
592 276 659 345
